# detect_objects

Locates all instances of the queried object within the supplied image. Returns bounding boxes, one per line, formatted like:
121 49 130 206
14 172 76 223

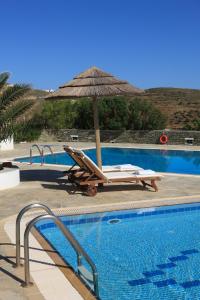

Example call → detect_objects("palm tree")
0 72 34 142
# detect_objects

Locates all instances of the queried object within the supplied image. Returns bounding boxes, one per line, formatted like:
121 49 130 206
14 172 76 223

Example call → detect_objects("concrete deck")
0 142 200 300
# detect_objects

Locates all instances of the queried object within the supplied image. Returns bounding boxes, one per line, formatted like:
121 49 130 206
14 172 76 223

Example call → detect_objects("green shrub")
73 96 166 130
73 99 93 129
128 98 167 130
41 100 75 129
23 96 167 139
14 120 42 142
99 97 129 130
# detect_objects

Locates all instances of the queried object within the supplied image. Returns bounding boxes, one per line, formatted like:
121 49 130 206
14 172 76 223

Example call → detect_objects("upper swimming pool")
36 203 200 300
15 147 200 175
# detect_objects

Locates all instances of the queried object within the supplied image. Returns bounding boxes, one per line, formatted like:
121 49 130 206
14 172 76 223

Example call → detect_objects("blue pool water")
36 203 200 300
16 147 200 175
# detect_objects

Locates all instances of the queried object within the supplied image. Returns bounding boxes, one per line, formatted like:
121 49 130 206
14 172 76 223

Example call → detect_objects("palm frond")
1 99 34 123
0 123 14 142
0 72 10 91
0 84 31 110
0 71 37 142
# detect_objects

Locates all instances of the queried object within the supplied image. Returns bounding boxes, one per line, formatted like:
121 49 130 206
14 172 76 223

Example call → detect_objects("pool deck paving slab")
0 142 200 300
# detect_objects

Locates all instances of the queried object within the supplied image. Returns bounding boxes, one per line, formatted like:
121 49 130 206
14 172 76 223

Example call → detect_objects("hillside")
27 89 49 100
29 87 200 130
140 88 200 129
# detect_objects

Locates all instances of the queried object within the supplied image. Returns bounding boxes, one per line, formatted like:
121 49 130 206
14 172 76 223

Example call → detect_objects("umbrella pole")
93 96 102 169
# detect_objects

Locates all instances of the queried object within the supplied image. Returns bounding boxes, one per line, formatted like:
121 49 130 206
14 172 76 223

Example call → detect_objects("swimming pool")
16 147 200 175
36 203 200 300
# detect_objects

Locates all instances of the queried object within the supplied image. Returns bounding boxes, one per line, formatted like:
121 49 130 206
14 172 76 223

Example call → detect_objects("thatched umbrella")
47 66 143 168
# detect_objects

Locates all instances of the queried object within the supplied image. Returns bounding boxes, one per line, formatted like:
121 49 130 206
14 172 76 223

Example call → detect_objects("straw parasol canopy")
47 66 143 168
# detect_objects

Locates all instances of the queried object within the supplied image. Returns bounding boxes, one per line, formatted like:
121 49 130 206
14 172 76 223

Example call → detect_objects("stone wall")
41 129 200 145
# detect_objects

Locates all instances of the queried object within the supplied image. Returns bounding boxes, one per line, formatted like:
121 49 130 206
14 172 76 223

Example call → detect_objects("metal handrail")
30 144 43 165
42 145 54 155
42 145 56 164
23 214 99 297
15 203 54 267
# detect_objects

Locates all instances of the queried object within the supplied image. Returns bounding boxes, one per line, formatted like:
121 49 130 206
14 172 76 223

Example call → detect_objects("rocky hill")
139 88 200 129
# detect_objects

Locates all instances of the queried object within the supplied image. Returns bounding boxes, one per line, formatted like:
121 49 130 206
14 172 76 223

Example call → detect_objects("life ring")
160 134 168 144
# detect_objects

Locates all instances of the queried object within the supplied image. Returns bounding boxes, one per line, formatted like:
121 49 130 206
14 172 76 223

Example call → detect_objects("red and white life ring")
160 134 168 144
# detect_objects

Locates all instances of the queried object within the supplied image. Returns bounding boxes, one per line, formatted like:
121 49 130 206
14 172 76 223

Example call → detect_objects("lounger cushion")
105 170 157 180
102 164 143 172
105 171 137 180
135 169 156 175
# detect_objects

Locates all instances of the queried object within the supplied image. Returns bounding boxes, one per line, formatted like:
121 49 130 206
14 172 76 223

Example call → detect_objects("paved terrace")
0 142 200 300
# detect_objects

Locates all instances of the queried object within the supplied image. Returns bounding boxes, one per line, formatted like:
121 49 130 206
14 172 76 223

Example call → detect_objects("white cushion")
105 170 159 180
135 169 156 175
103 164 143 172
105 171 137 180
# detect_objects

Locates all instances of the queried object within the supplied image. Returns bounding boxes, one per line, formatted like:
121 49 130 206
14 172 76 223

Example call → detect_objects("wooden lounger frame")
63 146 86 175
64 148 162 196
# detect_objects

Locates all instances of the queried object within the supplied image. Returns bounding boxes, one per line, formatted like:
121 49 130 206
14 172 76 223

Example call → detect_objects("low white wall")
0 167 20 190
0 136 14 151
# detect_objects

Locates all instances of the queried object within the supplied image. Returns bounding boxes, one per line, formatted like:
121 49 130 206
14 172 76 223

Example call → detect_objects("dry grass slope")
140 88 200 129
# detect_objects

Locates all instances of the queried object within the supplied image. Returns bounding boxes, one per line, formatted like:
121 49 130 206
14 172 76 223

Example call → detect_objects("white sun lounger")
71 149 163 196
64 146 143 172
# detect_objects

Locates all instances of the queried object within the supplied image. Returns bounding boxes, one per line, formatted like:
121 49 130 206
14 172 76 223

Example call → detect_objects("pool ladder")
15 203 99 298
30 144 55 165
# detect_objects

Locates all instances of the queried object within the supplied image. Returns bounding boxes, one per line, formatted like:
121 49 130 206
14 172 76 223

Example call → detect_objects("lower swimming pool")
36 203 200 300
16 147 200 175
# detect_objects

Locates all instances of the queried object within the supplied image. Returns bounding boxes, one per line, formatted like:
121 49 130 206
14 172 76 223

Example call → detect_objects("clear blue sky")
1 0 200 90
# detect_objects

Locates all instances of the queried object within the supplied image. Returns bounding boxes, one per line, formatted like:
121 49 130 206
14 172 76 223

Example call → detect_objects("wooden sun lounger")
63 146 86 175
63 146 143 176
67 149 163 196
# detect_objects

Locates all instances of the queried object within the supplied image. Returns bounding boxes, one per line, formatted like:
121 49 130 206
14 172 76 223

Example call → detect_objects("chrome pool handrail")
23 214 99 297
42 145 54 155
42 145 56 164
15 203 54 267
30 144 43 165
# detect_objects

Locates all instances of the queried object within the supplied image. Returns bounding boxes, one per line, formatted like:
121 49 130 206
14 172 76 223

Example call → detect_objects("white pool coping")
4 214 84 300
